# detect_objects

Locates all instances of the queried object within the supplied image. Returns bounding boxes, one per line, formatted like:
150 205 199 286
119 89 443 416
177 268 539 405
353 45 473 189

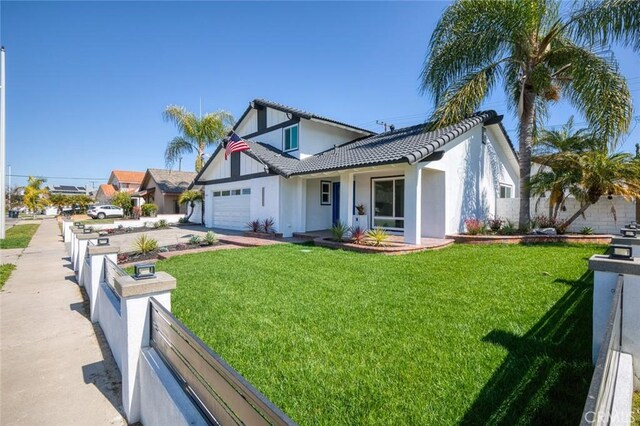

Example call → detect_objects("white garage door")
212 189 250 230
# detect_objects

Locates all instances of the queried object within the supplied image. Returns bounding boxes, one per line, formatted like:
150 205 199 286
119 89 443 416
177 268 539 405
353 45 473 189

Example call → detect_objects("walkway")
0 219 126 425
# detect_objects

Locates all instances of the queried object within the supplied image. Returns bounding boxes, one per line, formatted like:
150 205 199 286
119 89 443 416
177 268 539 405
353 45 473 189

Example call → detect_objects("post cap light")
621 229 638 238
97 237 109 246
73 221 82 226
83 227 92 234
77 224 85 229
628 222 638 229
609 244 633 260
134 264 156 279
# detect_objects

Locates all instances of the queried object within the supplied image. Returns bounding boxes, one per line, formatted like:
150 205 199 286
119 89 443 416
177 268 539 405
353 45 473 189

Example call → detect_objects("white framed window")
283 124 299 152
242 188 251 195
213 188 250 197
372 177 404 230
499 183 513 199
320 181 331 205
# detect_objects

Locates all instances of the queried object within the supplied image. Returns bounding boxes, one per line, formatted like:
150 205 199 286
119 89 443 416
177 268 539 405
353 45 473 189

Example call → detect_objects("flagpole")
0 47 6 239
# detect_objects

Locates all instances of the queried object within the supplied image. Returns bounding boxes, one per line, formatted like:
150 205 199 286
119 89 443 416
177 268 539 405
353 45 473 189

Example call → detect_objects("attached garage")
211 188 251 230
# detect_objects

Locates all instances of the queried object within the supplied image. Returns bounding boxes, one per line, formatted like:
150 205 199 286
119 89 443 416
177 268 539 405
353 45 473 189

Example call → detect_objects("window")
372 177 404 230
232 189 241 195
213 191 221 197
242 188 251 195
499 184 512 198
214 188 250 197
221 190 230 196
320 181 331 205
284 124 299 152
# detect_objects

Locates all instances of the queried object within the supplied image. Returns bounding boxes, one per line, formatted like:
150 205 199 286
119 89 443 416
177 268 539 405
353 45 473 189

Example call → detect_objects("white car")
87 205 124 219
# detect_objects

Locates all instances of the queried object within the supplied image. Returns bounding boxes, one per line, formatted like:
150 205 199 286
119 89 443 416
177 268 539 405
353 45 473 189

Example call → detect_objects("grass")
80 218 115 224
0 224 40 249
634 393 640 426
157 243 604 425
0 264 16 289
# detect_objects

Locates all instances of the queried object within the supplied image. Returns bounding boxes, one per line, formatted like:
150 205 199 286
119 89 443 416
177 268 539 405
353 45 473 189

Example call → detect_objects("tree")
49 194 70 215
421 0 638 229
163 106 235 172
111 191 133 216
23 177 49 218
178 189 203 222
531 120 640 229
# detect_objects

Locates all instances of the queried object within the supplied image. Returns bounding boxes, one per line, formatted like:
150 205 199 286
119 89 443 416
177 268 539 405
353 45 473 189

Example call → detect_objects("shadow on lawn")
461 271 594 425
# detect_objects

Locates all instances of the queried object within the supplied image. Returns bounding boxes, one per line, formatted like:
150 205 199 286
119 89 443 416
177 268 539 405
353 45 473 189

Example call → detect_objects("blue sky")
2 1 639 190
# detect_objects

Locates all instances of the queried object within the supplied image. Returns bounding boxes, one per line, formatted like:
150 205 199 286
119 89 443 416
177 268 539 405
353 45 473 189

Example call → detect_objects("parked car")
87 205 124 219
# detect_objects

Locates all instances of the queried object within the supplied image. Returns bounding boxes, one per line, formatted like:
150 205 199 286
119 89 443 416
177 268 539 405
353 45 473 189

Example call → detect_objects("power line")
5 174 105 180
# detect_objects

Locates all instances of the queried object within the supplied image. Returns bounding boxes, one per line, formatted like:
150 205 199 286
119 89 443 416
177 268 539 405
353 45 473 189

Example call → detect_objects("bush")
580 226 594 235
262 217 276 233
487 217 503 232
497 220 518 235
204 231 217 245
331 221 350 242
135 234 158 254
531 215 569 234
154 219 169 229
351 226 366 245
189 235 202 245
117 253 129 264
247 219 262 232
111 192 133 216
366 227 389 246
141 203 158 217
464 218 487 235
178 217 188 224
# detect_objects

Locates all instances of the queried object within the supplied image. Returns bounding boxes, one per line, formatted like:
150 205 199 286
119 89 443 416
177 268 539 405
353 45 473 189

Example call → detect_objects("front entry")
332 182 340 225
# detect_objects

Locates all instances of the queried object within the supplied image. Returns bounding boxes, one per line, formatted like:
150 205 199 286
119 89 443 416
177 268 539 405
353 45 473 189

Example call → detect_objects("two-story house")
95 170 146 205
190 99 519 243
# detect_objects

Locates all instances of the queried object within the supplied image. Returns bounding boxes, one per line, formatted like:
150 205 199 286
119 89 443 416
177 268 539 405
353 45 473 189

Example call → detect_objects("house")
190 99 519 244
136 169 197 214
95 170 146 205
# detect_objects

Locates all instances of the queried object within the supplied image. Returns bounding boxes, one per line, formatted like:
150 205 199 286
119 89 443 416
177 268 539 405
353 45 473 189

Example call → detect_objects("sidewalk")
0 219 126 425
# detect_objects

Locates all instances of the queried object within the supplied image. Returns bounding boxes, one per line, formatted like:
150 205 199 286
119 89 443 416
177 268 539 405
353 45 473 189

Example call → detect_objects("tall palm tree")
23 176 49 218
163 106 235 172
421 0 638 228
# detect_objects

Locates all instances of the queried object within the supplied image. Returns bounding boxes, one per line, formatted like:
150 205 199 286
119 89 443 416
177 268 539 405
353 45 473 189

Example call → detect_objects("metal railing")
104 257 126 301
581 275 624 425
149 298 296 426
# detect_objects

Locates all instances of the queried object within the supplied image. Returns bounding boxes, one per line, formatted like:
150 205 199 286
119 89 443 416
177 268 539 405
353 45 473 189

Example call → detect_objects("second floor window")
284 125 299 152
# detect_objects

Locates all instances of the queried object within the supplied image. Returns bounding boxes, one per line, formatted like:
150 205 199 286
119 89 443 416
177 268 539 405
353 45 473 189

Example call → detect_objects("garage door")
212 188 250 230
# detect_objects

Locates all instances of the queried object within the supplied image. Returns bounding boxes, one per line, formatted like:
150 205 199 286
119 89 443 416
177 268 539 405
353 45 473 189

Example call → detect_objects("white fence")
497 196 637 234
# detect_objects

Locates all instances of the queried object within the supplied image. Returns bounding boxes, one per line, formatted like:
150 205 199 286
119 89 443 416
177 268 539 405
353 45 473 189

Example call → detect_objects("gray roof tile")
146 169 197 193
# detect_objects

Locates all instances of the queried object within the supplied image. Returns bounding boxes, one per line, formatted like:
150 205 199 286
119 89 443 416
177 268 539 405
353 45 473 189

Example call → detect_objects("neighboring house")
190 99 519 244
48 185 88 196
137 169 197 214
95 170 146 205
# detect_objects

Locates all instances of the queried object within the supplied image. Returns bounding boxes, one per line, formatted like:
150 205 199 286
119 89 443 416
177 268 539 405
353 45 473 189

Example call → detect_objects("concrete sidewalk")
0 219 126 425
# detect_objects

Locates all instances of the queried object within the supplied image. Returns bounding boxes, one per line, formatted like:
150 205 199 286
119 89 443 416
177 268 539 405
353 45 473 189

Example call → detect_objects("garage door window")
213 188 250 197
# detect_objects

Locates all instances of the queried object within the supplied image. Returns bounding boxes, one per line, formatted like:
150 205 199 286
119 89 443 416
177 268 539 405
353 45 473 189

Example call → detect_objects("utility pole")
1 47 6 239
178 156 182 171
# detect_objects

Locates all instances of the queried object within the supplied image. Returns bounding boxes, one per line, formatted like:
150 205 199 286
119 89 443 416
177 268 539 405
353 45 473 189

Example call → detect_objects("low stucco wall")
497 196 636 234
96 283 123 371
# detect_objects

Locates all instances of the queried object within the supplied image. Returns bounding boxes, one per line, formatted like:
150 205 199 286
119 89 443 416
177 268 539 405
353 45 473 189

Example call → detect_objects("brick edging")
448 234 613 244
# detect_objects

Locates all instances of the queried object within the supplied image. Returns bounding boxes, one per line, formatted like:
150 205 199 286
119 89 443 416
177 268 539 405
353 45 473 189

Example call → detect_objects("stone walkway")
0 219 126 425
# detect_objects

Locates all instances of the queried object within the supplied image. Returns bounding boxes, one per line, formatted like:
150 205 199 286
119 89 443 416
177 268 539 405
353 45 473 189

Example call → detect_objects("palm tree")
49 194 70 215
178 189 203 221
421 0 638 228
163 106 235 172
23 177 49 218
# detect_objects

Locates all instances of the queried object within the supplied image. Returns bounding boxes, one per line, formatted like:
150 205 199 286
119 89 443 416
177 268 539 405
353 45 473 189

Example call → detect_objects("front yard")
157 243 603 425
0 224 40 249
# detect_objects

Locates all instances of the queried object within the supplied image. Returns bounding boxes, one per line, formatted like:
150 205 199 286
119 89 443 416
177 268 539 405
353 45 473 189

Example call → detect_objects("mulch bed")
117 242 224 264
314 237 453 255
449 233 613 244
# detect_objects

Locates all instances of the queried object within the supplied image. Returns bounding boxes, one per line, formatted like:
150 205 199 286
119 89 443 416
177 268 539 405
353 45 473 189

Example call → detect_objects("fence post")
611 234 640 258
115 272 177 423
62 219 73 242
75 232 100 284
87 243 119 323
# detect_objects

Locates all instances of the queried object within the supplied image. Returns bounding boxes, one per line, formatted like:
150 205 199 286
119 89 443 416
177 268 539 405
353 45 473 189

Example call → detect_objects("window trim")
499 183 513 199
283 124 299 152
320 180 331 205
371 176 405 231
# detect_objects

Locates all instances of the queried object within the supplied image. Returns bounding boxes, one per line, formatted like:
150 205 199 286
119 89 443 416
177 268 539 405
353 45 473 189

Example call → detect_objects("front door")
332 182 340 225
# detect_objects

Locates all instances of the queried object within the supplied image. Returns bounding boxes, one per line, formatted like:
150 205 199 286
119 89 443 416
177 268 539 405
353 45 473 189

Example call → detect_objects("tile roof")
240 110 502 177
97 184 116 198
145 169 197 193
234 99 375 135
111 170 146 184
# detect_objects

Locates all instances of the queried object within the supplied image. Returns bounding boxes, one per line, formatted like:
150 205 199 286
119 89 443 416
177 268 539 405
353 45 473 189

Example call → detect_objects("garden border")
449 234 612 244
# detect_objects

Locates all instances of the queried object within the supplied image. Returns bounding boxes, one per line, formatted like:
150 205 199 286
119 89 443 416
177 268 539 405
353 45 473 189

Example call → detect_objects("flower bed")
314 237 453 254
243 231 283 240
117 241 222 264
449 233 612 245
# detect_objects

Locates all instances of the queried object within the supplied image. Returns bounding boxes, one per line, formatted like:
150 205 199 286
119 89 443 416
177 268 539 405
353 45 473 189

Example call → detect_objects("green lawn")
0 224 40 249
157 243 603 425
0 264 16 289
80 218 115 225
634 393 640 426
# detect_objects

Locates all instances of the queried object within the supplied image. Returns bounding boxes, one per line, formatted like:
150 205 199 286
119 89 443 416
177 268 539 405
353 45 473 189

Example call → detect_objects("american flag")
224 132 250 160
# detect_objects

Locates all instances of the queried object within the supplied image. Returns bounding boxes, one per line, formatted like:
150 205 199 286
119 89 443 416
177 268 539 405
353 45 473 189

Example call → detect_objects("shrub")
141 203 158 217
531 215 569 234
189 235 202 245
262 217 276 233
132 206 142 220
366 227 389 247
204 231 217 245
487 217 503 232
118 224 124 230
175 243 187 250
580 226 594 235
497 220 518 235
465 218 487 235
331 221 350 242
351 226 366 245
247 219 263 233
154 219 169 229
178 217 188 224
111 191 133 216
117 253 129 264
125 226 133 233
135 234 158 254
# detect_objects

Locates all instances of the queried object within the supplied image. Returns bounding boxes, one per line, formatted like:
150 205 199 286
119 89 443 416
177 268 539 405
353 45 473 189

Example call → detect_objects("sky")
1 1 639 190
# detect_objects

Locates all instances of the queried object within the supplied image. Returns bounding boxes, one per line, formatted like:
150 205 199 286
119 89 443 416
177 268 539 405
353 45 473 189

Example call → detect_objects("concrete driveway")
105 225 235 252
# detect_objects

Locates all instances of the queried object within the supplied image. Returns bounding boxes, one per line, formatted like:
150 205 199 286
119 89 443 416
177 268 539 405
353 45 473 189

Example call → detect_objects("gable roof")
234 99 375 136
110 170 146 185
141 169 197 194
97 184 116 198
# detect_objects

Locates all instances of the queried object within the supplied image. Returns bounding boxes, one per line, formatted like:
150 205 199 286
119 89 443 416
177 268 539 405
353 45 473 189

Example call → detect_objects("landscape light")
73 221 82 226
83 227 92 234
97 237 109 246
77 224 85 229
627 222 638 229
621 229 637 238
134 264 156 279
609 245 633 260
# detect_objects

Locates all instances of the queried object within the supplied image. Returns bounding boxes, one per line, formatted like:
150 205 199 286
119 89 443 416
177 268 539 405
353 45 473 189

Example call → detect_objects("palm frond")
164 136 195 168
568 0 640 51
163 105 198 139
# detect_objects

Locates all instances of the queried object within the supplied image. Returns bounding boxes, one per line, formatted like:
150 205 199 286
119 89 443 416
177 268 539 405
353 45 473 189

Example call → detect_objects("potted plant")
353 203 368 230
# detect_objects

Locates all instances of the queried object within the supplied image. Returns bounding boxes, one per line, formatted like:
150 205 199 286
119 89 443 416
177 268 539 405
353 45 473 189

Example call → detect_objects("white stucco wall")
305 178 338 231
241 153 264 175
279 177 305 237
235 108 257 136
96 283 123 371
497 196 637 234
187 200 203 224
421 169 447 238
298 120 365 160
198 153 230 181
